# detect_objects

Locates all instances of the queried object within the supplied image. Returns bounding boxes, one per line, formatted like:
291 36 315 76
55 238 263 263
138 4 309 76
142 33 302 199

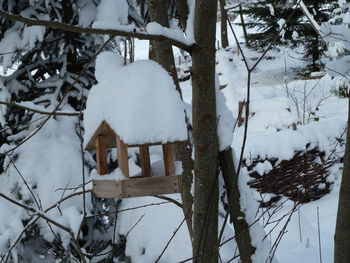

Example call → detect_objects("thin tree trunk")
62 0 77 73
311 0 320 71
334 97 350 263
239 4 249 48
192 0 219 262
149 0 194 239
174 0 189 30
149 0 181 94
219 147 256 263
220 0 229 48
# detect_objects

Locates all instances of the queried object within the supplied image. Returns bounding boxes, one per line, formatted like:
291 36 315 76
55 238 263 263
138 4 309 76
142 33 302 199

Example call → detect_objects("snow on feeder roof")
84 52 187 150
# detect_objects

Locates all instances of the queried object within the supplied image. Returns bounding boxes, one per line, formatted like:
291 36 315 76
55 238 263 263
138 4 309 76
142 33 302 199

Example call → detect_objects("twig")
267 203 299 263
0 217 39 263
317 207 322 263
85 201 170 218
6 154 42 210
1 34 114 156
0 100 80 116
155 216 187 263
125 214 145 238
153 195 183 209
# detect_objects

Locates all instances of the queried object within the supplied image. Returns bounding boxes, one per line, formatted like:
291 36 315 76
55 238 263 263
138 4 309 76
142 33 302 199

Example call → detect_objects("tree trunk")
149 0 181 94
219 147 256 263
239 4 249 48
334 97 350 263
62 0 78 73
220 0 229 48
174 0 189 30
149 0 194 239
192 0 219 262
311 0 320 71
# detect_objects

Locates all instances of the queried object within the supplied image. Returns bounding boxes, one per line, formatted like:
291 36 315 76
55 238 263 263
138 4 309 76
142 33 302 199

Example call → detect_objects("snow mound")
84 52 188 146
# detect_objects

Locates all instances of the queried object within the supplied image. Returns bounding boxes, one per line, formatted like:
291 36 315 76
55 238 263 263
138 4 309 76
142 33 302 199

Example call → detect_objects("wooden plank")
93 180 123 198
95 135 108 175
163 143 175 176
85 120 117 150
116 135 129 177
139 145 151 177
125 175 181 198
92 175 182 198
238 101 246 127
127 140 187 148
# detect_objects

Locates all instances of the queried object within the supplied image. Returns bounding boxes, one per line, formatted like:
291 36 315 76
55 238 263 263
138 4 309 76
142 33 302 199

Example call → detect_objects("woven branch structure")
246 146 340 207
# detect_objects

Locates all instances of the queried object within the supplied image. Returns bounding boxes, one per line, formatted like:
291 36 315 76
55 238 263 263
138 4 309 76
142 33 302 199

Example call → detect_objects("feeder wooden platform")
93 175 182 198
86 120 182 199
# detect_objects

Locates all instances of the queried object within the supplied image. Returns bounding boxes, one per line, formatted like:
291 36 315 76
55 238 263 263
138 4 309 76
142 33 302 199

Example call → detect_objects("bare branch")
155 216 187 263
152 195 183 209
0 100 81 116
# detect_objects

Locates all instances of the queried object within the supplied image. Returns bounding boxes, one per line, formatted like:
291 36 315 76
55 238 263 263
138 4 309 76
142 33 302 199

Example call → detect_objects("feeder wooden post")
116 135 129 177
139 145 151 177
163 143 175 176
238 101 247 127
96 135 108 175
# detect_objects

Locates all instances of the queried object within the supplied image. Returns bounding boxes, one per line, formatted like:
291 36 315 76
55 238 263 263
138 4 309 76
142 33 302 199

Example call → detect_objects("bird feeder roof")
84 52 188 150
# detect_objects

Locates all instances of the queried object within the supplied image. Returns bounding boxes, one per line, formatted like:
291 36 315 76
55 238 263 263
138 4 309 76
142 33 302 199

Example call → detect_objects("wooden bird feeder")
85 120 182 199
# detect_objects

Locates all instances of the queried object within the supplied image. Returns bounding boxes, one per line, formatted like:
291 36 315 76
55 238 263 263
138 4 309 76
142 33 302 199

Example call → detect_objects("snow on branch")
0 10 193 53
298 0 321 36
0 100 80 116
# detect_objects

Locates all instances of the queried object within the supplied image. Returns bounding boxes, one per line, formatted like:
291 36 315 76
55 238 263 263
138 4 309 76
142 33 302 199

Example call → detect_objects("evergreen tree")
0 0 131 261
239 0 337 72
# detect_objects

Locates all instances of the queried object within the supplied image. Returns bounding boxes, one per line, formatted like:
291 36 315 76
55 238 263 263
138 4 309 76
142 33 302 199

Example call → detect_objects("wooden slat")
95 135 108 175
85 120 117 150
139 145 151 177
116 135 129 177
238 101 246 127
93 180 123 198
162 143 175 176
92 175 182 198
127 140 188 148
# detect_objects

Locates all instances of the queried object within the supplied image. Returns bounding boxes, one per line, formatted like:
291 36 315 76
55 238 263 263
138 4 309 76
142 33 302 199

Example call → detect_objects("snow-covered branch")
298 0 321 36
0 100 81 116
0 10 193 52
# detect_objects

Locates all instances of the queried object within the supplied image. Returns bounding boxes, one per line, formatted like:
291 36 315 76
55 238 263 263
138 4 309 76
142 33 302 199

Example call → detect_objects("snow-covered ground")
120 20 347 263
0 15 345 262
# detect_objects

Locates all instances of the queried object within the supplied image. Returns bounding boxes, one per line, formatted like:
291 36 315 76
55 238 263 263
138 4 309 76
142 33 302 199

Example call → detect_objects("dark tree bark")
149 0 181 94
174 0 189 30
334 98 350 263
239 4 249 48
191 0 219 262
220 0 229 48
62 0 78 73
149 0 194 239
311 0 320 72
219 148 256 263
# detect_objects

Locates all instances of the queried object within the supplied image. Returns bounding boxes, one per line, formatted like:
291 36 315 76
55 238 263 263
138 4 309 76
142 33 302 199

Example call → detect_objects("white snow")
1 5 349 263
84 52 188 146
0 80 10 126
78 0 97 27
216 75 235 151
95 0 128 26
